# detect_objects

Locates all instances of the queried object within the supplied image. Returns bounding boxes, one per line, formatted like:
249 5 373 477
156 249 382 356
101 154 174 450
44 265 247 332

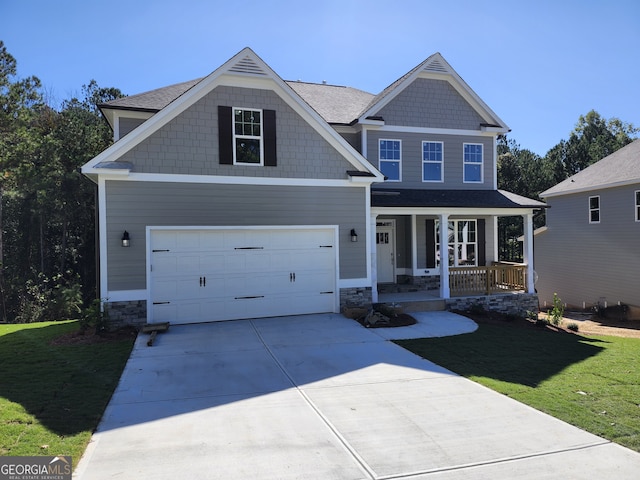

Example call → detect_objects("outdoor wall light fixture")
121 230 130 247
350 229 358 242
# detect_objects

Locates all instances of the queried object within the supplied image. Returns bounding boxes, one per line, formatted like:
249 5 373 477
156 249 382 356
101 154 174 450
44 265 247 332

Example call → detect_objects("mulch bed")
357 312 417 328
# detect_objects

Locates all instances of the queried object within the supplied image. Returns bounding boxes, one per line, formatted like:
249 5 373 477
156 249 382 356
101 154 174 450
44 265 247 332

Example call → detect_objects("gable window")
636 191 640 222
435 219 477 267
589 196 600 223
422 141 443 182
463 143 483 183
218 106 277 166
234 108 263 165
379 139 401 181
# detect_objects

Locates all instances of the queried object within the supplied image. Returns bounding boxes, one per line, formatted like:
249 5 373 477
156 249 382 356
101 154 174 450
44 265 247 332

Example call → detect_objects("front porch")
378 267 537 316
376 262 537 316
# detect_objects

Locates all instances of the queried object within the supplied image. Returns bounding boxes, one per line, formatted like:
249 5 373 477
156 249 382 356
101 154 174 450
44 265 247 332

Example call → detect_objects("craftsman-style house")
81 48 544 325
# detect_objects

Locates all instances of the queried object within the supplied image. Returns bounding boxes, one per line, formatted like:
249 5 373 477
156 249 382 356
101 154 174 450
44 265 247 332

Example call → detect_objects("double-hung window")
589 196 600 223
234 108 263 165
435 219 477 267
463 143 483 183
635 191 640 222
379 139 401 181
422 141 443 182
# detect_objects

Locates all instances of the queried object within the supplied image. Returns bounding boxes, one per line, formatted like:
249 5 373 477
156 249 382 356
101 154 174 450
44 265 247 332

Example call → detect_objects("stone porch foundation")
446 293 539 316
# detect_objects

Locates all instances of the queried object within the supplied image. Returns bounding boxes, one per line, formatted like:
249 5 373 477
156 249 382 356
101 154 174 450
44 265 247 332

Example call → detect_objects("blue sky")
2 0 638 156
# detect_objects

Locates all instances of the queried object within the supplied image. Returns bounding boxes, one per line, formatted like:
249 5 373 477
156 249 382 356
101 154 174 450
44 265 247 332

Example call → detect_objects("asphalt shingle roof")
285 81 374 124
101 78 204 112
541 139 640 197
371 188 547 209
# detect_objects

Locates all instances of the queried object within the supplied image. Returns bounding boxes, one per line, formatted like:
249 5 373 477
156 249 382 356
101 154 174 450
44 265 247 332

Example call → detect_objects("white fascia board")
375 124 498 137
371 206 539 217
348 175 379 185
105 171 370 188
359 118 385 127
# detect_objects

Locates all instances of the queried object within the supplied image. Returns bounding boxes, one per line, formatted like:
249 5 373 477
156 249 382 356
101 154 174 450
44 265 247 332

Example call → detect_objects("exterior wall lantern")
350 229 358 242
121 230 130 247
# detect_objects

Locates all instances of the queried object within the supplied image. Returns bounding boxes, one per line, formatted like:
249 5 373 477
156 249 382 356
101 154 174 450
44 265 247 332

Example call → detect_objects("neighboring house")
536 139 640 317
81 48 544 326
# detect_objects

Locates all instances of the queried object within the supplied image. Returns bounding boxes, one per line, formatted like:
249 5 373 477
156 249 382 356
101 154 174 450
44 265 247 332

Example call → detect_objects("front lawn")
0 321 135 466
397 322 640 452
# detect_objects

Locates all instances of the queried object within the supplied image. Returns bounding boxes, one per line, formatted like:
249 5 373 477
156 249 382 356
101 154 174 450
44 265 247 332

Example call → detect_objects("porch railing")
449 262 527 296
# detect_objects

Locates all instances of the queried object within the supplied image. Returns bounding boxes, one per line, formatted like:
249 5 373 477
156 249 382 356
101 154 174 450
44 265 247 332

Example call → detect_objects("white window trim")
589 195 600 224
435 219 478 267
635 190 640 222
378 139 402 182
463 142 484 184
422 141 444 183
233 107 264 166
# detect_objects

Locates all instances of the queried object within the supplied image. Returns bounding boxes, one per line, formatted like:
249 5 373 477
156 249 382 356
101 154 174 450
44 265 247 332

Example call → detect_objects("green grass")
397 323 640 452
0 321 135 465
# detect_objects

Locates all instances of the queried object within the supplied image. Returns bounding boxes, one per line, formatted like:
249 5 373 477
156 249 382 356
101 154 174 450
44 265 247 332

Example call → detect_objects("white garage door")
149 228 337 324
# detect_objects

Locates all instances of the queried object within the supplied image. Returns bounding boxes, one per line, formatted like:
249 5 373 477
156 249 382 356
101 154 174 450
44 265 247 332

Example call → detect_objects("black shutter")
477 219 486 266
218 106 233 165
426 219 436 268
263 109 277 166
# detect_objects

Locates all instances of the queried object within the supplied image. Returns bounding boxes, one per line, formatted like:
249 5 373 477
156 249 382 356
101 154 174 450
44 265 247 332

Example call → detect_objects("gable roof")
358 53 509 132
83 48 383 181
541 139 640 198
98 52 507 132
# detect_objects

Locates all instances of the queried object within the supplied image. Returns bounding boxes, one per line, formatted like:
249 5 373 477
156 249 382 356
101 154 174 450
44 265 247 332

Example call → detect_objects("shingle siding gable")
117 86 355 179
375 78 485 130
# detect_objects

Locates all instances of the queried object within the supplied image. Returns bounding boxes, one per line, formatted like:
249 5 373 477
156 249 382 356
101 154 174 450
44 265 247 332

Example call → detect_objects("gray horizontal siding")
105 181 367 291
376 78 486 130
367 131 494 190
535 185 640 308
117 86 354 179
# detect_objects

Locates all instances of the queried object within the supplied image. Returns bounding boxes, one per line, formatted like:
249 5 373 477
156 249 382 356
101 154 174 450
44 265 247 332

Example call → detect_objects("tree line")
497 111 638 260
1 41 637 322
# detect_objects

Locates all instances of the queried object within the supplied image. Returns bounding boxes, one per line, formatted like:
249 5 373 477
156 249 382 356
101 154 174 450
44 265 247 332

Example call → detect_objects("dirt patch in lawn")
459 310 640 339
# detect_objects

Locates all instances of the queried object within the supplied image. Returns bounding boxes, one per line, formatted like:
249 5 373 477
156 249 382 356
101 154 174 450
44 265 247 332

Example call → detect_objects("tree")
0 41 124 322
547 110 638 178
0 40 46 320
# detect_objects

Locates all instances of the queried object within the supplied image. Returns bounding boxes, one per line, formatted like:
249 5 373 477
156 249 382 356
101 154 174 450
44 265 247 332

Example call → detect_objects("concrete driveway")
75 312 640 479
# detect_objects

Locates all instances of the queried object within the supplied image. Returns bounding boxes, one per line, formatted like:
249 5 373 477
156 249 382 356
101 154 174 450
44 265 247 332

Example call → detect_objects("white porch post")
523 213 535 294
439 213 450 299
370 213 378 303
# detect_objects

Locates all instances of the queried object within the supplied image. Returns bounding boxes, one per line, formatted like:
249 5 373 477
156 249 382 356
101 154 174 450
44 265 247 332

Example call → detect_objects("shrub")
567 322 579 332
549 293 565 326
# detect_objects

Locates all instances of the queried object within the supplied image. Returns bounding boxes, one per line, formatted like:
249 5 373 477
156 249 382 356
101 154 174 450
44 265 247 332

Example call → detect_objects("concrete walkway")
74 312 640 479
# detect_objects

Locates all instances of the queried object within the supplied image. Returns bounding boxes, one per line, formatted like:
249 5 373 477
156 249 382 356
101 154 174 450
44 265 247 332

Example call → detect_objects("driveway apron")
74 313 640 479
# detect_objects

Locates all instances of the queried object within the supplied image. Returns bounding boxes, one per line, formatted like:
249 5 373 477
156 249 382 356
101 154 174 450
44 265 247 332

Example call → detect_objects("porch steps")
392 299 446 313
377 290 446 313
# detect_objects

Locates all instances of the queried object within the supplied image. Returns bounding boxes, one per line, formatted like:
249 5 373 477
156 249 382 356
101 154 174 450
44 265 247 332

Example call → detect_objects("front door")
376 225 395 283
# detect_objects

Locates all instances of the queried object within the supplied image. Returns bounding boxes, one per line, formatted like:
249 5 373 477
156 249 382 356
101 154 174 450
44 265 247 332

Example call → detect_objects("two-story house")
81 48 544 326
535 139 640 318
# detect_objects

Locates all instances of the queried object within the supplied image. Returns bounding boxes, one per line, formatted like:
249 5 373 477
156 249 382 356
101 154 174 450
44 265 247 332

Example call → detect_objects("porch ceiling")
371 188 546 210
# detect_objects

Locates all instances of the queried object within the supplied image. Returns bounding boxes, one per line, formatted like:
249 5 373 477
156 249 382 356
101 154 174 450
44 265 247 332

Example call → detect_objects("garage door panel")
150 228 337 324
